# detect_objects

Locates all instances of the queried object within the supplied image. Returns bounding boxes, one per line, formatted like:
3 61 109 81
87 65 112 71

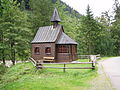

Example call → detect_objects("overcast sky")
61 0 119 16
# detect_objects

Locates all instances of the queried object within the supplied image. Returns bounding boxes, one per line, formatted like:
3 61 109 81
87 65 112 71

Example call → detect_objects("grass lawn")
0 59 97 90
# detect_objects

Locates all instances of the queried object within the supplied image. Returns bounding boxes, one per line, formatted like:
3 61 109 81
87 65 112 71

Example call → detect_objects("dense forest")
0 0 120 65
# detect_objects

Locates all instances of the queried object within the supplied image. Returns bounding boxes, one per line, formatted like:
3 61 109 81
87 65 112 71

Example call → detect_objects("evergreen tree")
0 0 11 64
96 12 114 56
0 0 32 65
111 0 120 55
77 5 102 55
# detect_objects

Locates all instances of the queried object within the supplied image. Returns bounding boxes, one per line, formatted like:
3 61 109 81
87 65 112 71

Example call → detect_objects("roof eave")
31 42 55 44
56 42 78 45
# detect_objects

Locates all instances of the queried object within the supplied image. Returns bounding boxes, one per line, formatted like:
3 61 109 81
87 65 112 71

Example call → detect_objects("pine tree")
78 5 102 55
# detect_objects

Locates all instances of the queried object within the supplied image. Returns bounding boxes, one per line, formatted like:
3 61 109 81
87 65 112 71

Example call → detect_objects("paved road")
101 57 120 90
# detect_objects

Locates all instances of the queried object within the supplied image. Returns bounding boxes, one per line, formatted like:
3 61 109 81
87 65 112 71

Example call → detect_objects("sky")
61 0 119 16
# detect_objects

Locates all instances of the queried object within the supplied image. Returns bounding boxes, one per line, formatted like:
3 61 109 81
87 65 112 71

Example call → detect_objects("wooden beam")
29 57 36 66
37 66 94 69
38 62 96 65
29 57 96 71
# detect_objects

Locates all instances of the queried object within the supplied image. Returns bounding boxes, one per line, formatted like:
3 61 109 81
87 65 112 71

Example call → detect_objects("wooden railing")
43 57 55 62
29 57 36 66
29 57 97 72
77 54 101 61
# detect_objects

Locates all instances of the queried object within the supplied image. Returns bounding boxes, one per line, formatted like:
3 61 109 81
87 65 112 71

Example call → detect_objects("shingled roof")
57 32 78 44
31 25 77 44
31 25 61 43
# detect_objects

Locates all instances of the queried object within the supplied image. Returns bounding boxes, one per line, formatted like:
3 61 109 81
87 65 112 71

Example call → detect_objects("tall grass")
0 64 7 81
0 60 97 90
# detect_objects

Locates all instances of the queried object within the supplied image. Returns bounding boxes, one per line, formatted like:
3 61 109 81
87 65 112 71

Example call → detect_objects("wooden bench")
43 57 55 62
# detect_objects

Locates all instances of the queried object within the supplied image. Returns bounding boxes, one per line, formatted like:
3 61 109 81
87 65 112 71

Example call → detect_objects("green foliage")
111 20 120 55
29 0 54 35
110 0 120 55
0 64 7 75
77 6 102 55
0 64 7 81
77 4 119 56
55 0 79 40
1 0 120 65
95 13 114 56
0 0 32 64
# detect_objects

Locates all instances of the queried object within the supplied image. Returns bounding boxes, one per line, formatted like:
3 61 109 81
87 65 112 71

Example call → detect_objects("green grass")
100 57 113 60
100 56 120 61
0 59 97 90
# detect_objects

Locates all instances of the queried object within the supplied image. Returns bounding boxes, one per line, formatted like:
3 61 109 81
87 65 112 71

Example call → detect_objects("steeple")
50 8 61 28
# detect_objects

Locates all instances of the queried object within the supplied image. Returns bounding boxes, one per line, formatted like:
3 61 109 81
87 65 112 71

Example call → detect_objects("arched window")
34 47 40 54
45 47 51 54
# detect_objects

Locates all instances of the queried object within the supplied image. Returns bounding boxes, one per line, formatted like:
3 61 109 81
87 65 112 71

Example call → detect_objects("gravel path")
90 60 114 90
101 57 120 90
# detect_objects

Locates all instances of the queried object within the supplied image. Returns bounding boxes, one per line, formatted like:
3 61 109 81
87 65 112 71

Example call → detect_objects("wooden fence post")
63 63 66 72
92 61 95 70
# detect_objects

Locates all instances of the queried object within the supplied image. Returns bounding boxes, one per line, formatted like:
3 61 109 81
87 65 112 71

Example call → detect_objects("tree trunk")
2 57 5 65
2 50 5 65
11 60 15 65
1 31 6 65
11 42 16 65
11 49 16 65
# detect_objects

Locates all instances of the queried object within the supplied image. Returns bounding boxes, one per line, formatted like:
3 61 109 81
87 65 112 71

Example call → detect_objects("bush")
0 64 7 74
0 64 7 81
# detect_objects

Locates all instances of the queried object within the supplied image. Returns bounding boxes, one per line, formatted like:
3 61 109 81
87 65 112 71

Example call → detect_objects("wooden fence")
78 54 101 61
29 57 97 72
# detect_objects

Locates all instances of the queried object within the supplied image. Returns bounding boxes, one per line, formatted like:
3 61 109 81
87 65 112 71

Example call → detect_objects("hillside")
17 0 82 18
0 61 97 90
52 0 82 17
